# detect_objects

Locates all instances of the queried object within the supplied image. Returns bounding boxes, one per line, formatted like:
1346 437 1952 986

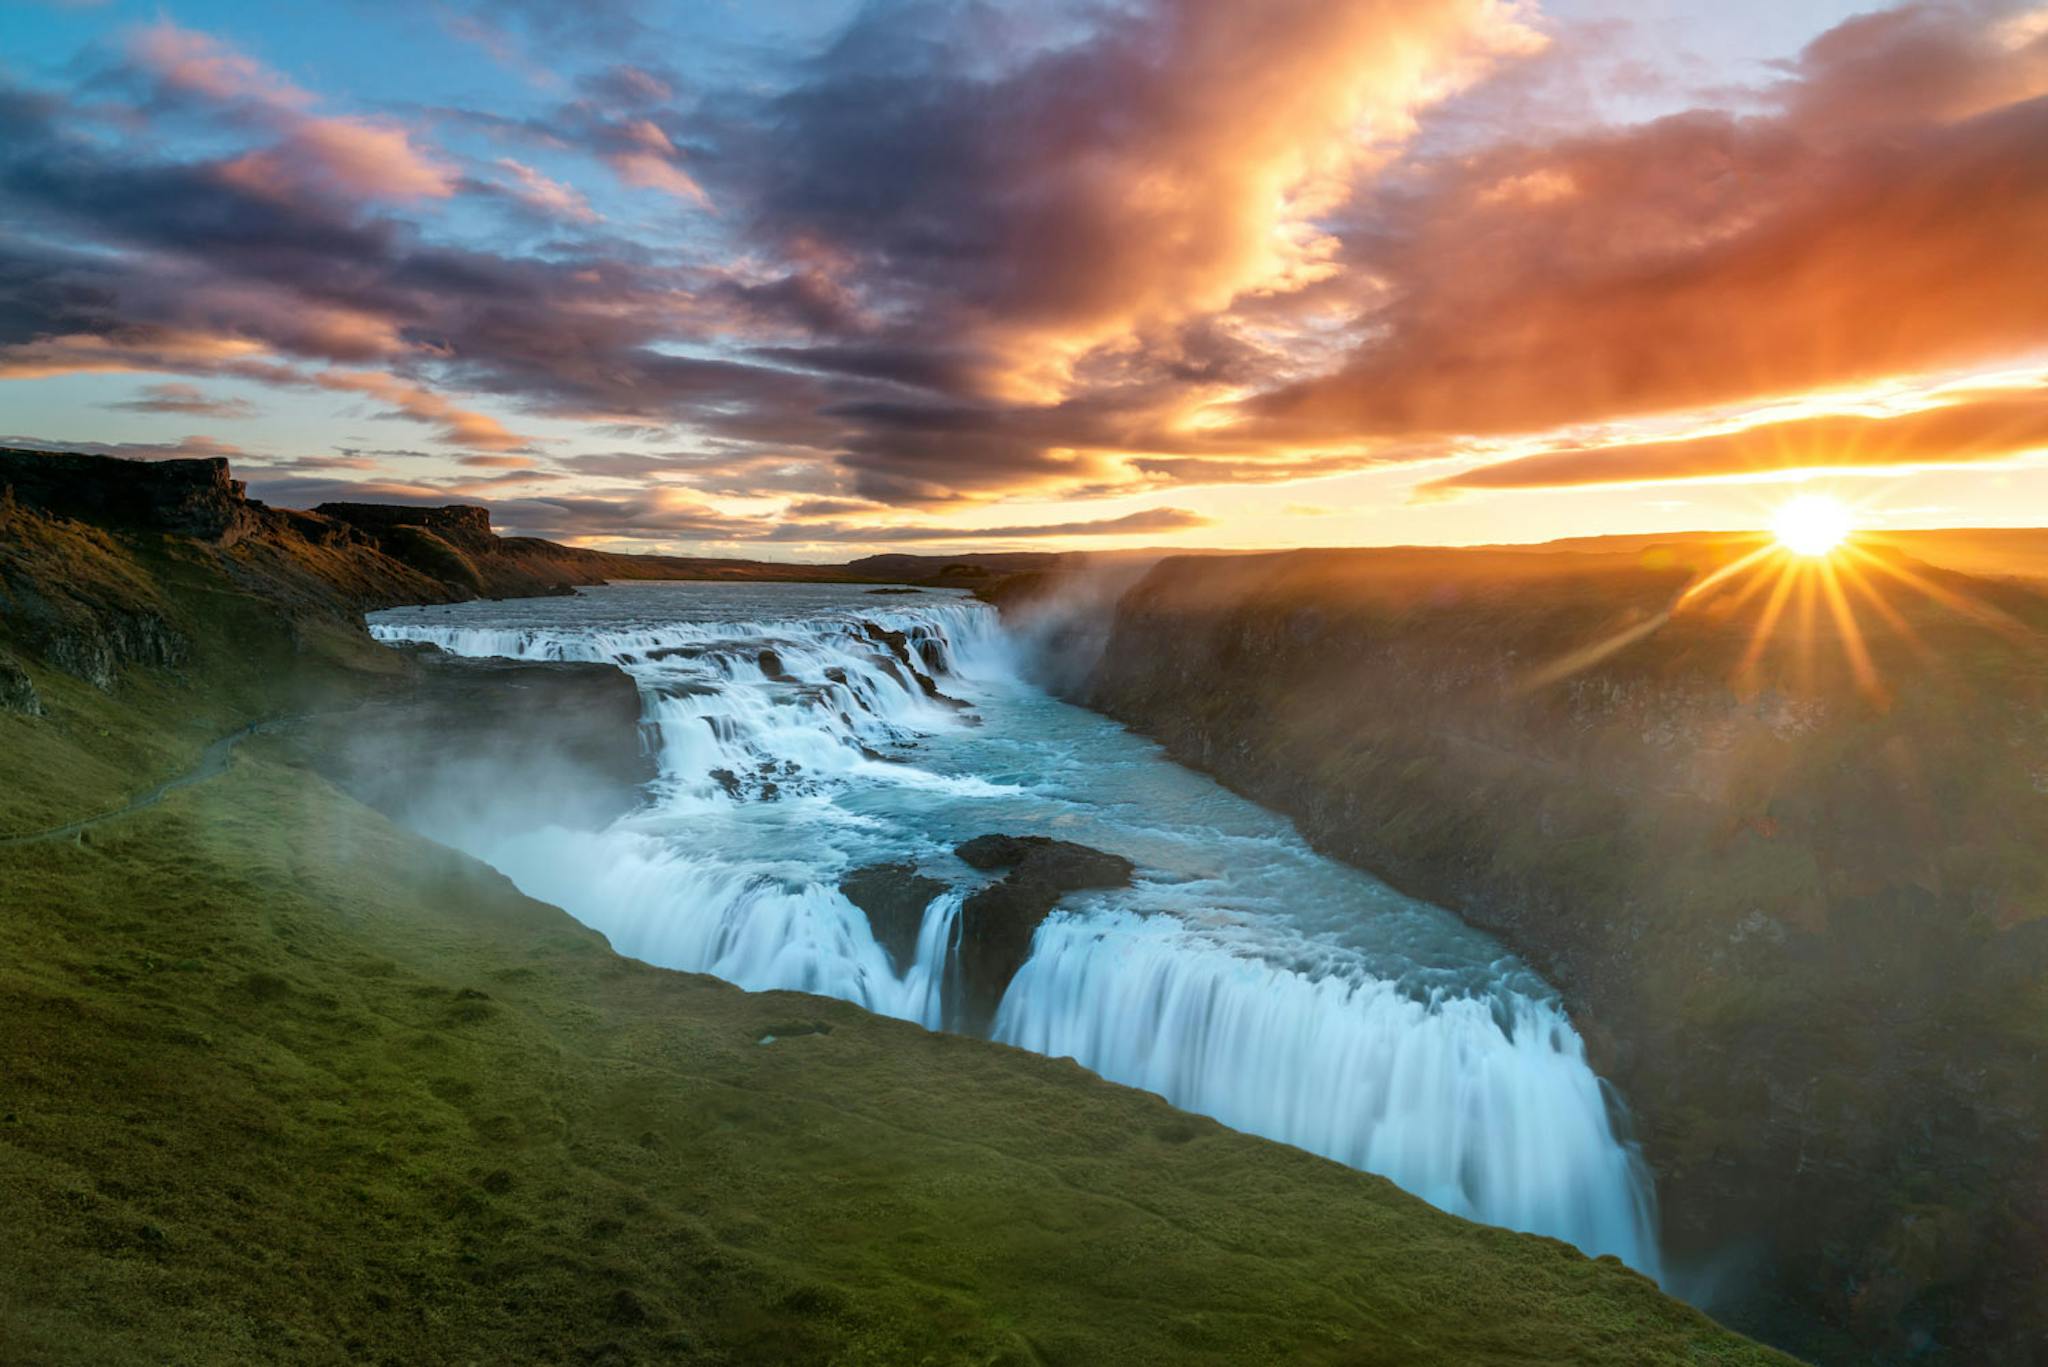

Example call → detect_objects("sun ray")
1516 611 1674 693
1676 541 1780 607
1818 558 1884 703
1835 554 1928 658
1736 557 1802 687
1840 543 2038 643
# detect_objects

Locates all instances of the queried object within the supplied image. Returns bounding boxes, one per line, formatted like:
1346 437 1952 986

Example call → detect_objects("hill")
0 452 1782 1363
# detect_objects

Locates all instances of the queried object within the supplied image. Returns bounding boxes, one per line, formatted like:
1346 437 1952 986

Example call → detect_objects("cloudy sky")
3 0 2044 555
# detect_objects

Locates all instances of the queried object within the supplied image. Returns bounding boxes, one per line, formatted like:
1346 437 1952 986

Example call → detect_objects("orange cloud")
1423 384 2048 494
313 371 533 451
1248 4 2048 450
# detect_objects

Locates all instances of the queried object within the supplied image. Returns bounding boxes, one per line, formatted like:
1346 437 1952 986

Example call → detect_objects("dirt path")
0 721 273 848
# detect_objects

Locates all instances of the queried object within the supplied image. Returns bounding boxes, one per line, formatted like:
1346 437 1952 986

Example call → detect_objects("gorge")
364 584 1662 1274
0 452 1776 1364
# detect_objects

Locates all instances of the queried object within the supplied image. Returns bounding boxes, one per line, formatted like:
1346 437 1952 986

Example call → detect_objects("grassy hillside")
0 484 1783 1362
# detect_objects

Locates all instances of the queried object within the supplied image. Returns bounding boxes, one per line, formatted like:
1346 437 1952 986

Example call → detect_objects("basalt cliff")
997 541 2048 1364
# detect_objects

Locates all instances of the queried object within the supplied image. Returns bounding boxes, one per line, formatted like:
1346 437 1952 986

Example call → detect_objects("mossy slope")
0 495 1784 1364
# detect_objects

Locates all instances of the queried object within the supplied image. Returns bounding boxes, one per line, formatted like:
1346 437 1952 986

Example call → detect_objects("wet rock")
952 835 1135 1032
859 620 913 664
839 862 948 972
757 649 795 682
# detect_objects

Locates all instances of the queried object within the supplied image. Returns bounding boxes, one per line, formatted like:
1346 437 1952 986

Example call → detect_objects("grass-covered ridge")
0 472 1785 1363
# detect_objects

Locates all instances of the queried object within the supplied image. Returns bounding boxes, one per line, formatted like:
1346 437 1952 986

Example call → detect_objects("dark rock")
757 649 795 682
0 653 41 716
709 768 742 798
952 835 1134 1032
839 863 947 972
1 448 257 543
859 620 913 664
955 835 1134 886
315 501 496 551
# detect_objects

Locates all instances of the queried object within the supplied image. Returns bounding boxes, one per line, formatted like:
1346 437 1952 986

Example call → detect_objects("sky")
1 0 2044 558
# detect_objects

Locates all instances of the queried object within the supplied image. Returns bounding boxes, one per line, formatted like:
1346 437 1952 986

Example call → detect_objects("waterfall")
369 586 1662 1277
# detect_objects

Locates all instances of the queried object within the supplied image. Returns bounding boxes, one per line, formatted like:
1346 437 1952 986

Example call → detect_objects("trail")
0 720 272 847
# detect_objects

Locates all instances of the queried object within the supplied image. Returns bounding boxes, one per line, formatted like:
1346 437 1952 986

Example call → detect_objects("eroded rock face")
0 654 41 716
953 835 1135 1032
315 502 496 551
0 448 257 543
839 862 947 972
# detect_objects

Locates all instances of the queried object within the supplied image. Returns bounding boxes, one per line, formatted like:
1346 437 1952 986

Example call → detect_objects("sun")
1771 493 1854 557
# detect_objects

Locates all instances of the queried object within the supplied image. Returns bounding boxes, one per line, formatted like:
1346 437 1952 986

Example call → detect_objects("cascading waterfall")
370 582 1661 1277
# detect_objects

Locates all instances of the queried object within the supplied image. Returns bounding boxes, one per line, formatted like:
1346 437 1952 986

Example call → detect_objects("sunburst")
1520 489 2031 706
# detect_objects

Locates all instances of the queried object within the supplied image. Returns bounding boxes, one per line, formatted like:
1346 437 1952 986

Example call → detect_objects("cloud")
491 158 600 222
1245 2 2048 449
2 433 248 461
7 2 2048 545
221 117 458 202
125 20 311 112
1421 384 2048 494
311 370 535 451
101 381 258 418
789 506 1214 543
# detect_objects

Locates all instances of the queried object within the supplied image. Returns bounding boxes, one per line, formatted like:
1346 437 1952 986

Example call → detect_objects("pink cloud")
312 370 534 451
125 20 311 111
221 117 458 202
494 158 601 222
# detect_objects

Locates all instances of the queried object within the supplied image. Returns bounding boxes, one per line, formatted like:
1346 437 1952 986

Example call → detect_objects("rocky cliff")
1013 541 2048 1365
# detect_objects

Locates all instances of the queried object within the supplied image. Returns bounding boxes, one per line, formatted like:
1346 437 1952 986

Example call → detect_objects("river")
369 581 1660 1276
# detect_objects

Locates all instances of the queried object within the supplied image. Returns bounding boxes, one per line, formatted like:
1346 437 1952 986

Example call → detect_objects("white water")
370 582 1661 1276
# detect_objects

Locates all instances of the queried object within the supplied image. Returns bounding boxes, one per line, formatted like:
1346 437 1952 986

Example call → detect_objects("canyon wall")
1016 543 2048 1364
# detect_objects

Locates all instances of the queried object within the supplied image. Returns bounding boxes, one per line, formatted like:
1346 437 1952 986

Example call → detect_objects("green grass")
0 750 1787 1365
0 508 1787 1364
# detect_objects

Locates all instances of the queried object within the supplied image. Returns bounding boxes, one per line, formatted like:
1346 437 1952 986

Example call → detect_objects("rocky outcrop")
289 651 654 834
1027 544 2048 1365
0 653 41 715
1 448 258 543
952 835 1135 1031
315 501 496 549
839 862 947 972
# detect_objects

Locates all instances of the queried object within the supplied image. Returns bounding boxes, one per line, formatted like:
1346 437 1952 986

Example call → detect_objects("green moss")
0 505 1788 1363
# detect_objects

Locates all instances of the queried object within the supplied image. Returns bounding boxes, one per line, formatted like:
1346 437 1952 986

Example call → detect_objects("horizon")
4 0 2045 559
